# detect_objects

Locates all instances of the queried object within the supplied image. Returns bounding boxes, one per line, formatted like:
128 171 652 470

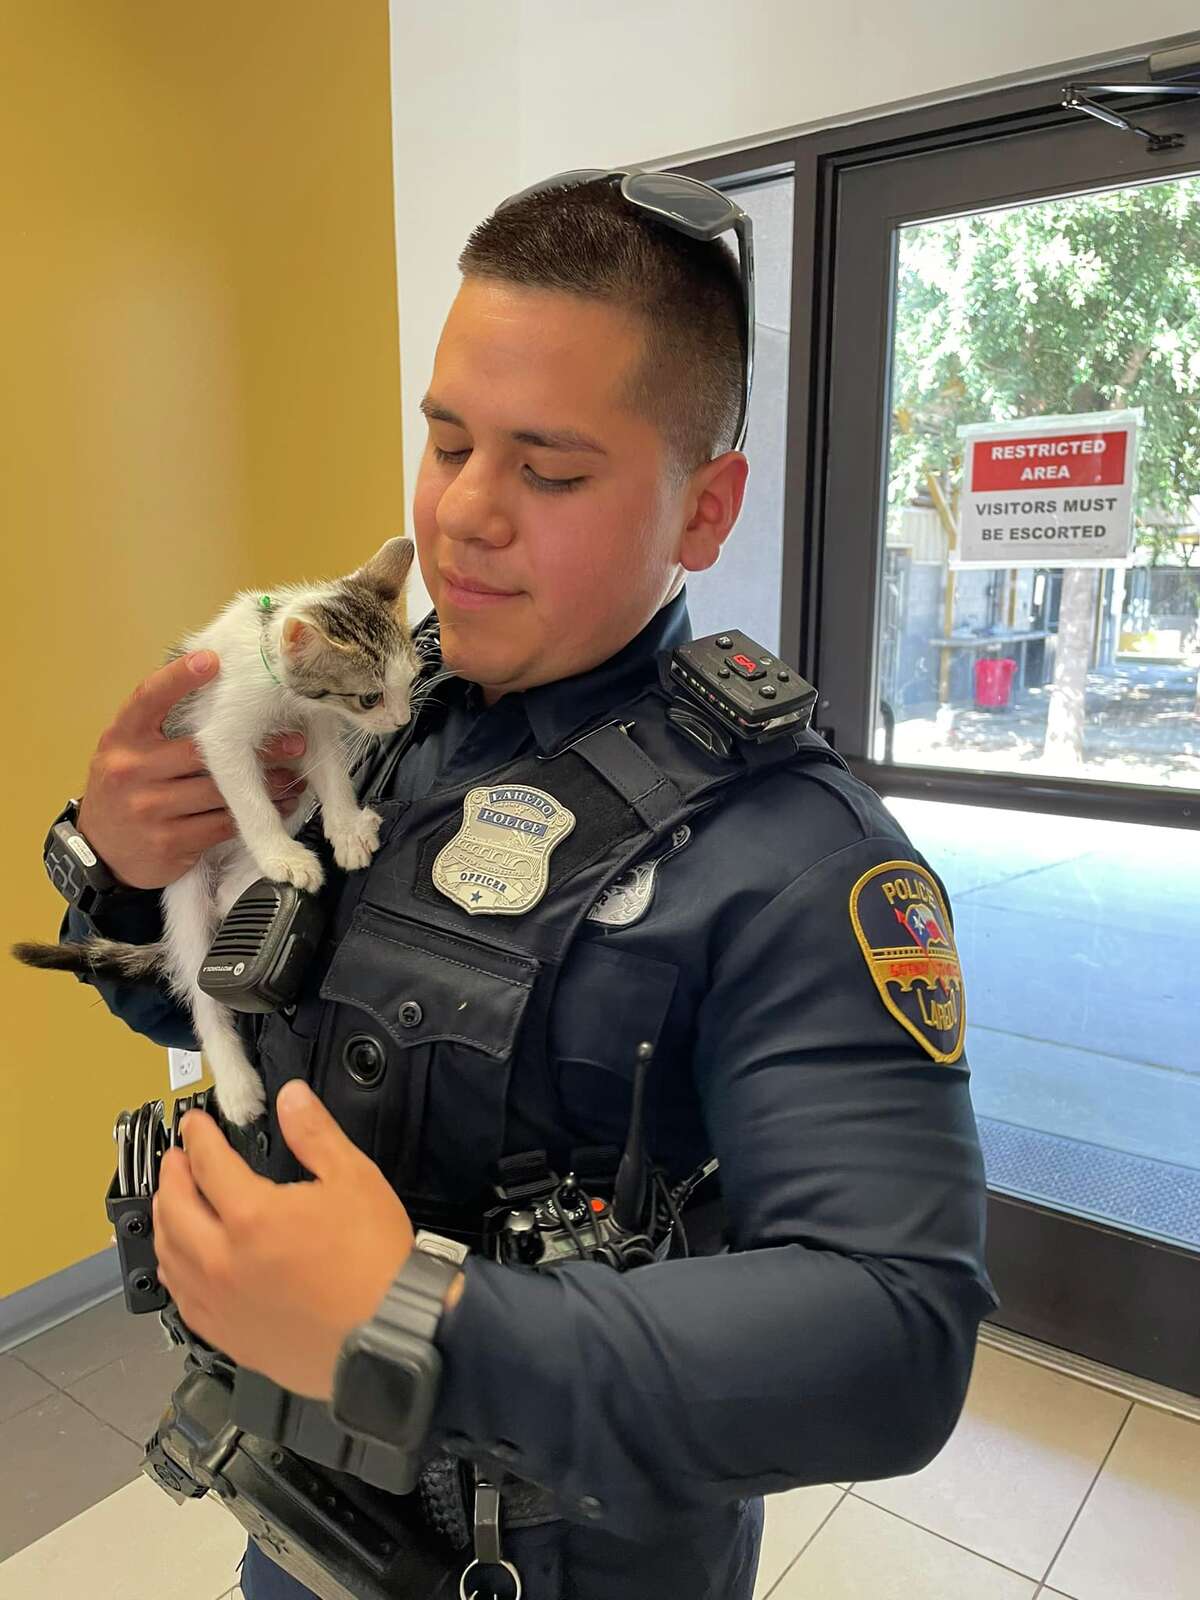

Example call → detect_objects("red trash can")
974 655 1017 708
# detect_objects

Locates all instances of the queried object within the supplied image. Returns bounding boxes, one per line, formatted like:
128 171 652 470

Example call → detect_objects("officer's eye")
357 691 383 710
523 466 586 495
431 444 585 495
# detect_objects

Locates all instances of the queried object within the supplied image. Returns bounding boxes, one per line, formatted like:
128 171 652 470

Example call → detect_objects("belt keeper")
474 1476 503 1566
459 1471 523 1599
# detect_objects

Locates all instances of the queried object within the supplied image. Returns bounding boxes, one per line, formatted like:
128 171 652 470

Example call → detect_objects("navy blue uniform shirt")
66 591 996 1555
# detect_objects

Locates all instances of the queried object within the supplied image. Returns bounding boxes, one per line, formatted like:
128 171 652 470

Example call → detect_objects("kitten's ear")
280 616 324 661
354 537 415 603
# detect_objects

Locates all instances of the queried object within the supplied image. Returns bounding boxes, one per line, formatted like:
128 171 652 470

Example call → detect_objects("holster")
145 1354 464 1600
114 1132 563 1593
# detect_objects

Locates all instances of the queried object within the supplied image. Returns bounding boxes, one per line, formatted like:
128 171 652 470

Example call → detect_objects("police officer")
45 172 995 1600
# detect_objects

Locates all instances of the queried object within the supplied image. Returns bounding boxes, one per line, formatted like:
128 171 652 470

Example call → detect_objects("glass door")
811 80 1200 1393
685 169 794 652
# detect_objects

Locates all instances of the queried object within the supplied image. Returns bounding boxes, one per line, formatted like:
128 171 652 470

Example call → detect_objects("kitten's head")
278 537 421 733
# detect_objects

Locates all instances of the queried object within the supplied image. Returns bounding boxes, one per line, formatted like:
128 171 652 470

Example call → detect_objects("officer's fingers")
171 809 239 855
150 776 227 820
259 732 306 763
180 1111 266 1231
265 768 308 816
110 653 219 745
155 1149 224 1263
151 735 210 780
140 766 302 825
153 733 304 783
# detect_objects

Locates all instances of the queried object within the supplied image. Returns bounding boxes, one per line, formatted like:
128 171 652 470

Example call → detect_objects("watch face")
349 1354 419 1433
333 1337 441 1451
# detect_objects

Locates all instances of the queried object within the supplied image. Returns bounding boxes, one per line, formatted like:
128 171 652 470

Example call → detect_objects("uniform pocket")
551 941 679 1146
318 906 540 1192
319 906 538 1057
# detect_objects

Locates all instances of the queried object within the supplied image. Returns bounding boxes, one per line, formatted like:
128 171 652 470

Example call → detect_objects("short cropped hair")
458 179 746 476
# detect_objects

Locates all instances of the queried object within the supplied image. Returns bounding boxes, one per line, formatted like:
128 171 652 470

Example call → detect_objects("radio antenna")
611 1041 654 1234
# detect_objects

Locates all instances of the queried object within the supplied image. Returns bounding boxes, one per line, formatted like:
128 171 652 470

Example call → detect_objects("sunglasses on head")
498 168 756 455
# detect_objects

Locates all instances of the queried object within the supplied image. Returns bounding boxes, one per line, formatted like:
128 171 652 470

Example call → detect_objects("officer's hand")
154 1081 444 1401
76 652 307 890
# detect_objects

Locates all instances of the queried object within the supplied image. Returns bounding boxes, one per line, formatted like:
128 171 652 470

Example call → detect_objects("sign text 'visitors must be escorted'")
954 411 1140 568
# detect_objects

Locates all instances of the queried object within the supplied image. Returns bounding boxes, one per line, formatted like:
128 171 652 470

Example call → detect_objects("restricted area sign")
953 410 1140 567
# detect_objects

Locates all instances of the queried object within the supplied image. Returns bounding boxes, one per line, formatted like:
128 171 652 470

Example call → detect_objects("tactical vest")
238 659 845 1239
194 650 850 1573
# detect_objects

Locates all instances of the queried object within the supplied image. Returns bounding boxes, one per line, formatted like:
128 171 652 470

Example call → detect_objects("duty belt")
156 1277 562 1533
114 1101 560 1598
121 1122 727 1597
145 1340 466 1600
144 1179 729 1593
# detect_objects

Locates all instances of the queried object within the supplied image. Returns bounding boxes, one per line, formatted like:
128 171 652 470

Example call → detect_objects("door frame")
677 58 1200 1395
689 60 1200 829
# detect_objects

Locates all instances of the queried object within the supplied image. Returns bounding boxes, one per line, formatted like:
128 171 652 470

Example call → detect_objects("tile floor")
0 1296 1197 1598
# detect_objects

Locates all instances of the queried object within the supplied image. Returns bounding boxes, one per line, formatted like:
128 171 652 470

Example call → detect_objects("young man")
49 175 995 1600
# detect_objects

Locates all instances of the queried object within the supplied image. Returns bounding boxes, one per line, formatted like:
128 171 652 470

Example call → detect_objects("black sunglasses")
498 168 756 455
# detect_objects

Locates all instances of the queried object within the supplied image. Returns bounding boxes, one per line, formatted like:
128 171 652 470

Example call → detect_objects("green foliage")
888 176 1200 555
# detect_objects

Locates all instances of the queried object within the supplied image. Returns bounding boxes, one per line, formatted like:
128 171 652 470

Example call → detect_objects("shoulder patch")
849 860 965 1064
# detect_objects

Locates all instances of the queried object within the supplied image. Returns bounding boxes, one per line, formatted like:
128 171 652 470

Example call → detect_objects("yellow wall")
1 2 403 1297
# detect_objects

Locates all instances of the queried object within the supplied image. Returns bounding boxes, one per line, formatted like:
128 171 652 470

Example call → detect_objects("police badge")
432 785 576 915
586 826 692 928
849 859 966 1063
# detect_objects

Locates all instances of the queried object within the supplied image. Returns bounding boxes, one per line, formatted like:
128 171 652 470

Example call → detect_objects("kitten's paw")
261 845 325 894
330 807 383 872
214 1067 267 1128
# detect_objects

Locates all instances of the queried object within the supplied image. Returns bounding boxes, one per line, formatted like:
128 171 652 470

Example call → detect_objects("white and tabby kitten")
17 537 422 1126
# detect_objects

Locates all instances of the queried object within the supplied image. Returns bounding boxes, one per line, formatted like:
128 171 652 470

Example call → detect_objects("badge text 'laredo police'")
849 860 965 1064
432 785 576 916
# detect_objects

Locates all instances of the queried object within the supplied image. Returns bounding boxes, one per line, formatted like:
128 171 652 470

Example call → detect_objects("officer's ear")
677 451 749 574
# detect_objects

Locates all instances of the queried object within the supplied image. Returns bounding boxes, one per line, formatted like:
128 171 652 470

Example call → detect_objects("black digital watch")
42 799 127 919
329 1248 461 1454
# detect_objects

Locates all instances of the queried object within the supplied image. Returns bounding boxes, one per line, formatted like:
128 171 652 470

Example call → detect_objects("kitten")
16 537 422 1127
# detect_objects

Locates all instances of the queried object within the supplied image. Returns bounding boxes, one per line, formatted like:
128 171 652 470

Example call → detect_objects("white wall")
388 2 521 613
515 1 1200 171
389 0 1200 613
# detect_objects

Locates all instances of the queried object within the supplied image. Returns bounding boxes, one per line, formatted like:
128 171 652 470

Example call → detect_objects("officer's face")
413 277 745 700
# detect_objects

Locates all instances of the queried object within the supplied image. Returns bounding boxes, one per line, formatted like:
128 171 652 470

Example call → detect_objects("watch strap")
44 799 115 911
373 1247 461 1341
44 798 166 936
329 1248 460 1449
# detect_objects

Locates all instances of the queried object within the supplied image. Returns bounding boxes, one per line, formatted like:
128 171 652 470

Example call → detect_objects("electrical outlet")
167 1048 203 1092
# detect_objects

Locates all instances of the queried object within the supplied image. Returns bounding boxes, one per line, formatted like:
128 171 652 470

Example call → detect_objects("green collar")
257 594 282 686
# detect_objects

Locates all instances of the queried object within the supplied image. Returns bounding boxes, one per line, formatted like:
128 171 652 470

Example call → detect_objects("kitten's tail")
12 938 166 983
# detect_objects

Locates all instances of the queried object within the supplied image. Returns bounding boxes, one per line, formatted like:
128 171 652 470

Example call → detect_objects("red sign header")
971 429 1128 492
